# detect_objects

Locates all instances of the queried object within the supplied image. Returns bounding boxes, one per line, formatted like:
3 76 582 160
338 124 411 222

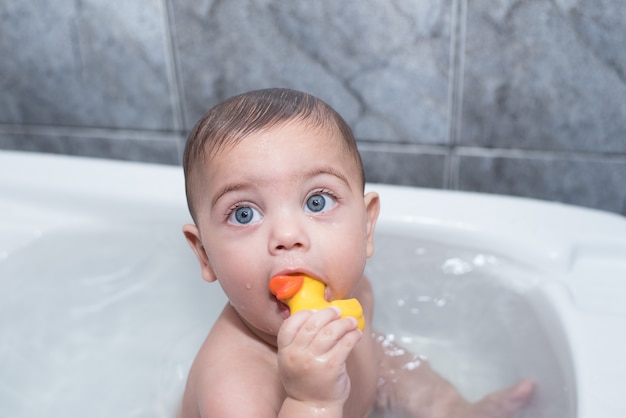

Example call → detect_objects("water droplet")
473 253 498 267
441 258 473 275
402 356 422 371
400 336 413 345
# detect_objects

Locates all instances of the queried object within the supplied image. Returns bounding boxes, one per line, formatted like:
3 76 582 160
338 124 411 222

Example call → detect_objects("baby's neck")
232 305 279 349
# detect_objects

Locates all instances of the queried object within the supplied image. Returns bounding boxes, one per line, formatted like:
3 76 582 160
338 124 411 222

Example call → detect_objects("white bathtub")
0 150 624 418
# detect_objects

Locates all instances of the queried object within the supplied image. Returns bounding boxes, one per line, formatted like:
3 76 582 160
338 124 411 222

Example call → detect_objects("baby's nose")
268 213 310 253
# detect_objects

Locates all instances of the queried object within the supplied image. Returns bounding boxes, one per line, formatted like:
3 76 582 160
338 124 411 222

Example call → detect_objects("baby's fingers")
278 307 361 355
277 309 316 349
309 314 361 356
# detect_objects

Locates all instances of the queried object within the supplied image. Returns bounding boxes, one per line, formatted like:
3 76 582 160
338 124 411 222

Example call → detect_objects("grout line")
161 0 188 162
4 124 624 164
0 123 181 142
456 0 467 144
448 0 467 148
357 141 449 155
455 145 626 163
158 0 183 131
357 140 626 163
445 0 467 189
447 149 461 189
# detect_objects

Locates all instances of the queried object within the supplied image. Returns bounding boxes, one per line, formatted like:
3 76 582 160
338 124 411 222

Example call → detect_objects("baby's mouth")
324 286 332 302
276 299 290 319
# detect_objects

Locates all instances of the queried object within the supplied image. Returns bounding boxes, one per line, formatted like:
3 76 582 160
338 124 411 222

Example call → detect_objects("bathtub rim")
1 150 625 416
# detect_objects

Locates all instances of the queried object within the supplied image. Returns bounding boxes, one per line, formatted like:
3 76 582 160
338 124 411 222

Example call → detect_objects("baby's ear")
363 192 380 258
182 224 218 283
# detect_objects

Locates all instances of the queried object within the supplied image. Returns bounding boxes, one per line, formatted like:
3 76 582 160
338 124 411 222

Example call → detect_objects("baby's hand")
277 307 362 410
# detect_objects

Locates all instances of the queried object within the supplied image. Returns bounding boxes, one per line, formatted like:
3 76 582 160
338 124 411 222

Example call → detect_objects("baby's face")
192 120 378 338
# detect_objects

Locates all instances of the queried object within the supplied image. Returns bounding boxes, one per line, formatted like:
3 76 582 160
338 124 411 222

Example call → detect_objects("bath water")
0 221 225 417
0 216 574 417
366 233 575 418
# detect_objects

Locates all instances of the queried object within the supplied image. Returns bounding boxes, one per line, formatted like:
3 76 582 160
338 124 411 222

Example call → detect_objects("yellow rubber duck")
269 274 365 331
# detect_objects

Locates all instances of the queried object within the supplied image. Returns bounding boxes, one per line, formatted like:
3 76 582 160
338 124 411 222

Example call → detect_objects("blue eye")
305 193 336 213
229 205 261 225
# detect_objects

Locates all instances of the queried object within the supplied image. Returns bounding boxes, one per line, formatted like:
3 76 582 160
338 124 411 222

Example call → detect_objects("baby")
181 88 533 417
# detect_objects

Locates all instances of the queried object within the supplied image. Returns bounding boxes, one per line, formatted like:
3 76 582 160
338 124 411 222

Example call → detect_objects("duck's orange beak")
269 275 304 301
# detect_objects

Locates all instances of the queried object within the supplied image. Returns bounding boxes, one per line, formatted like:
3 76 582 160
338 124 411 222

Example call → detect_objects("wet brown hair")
183 88 365 223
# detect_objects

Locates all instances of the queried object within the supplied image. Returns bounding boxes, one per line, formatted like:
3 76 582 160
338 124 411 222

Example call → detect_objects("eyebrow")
211 181 250 208
305 165 352 190
210 165 353 208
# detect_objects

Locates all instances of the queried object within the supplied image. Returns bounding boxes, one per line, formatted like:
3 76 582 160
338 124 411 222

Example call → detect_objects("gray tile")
461 0 626 153
457 154 626 215
0 1 176 130
0 133 181 165
172 0 452 143
360 144 447 188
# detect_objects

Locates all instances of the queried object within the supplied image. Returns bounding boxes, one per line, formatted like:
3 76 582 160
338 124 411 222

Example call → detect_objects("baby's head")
183 88 365 223
182 89 380 331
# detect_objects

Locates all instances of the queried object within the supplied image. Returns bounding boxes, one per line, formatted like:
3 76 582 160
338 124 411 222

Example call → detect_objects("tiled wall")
2 0 625 214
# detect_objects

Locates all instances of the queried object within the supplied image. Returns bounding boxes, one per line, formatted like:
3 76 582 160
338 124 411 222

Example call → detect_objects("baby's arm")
276 307 362 417
373 334 534 418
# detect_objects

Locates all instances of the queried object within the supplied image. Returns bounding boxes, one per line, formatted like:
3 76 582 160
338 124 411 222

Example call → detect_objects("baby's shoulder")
183 310 284 416
195 306 277 372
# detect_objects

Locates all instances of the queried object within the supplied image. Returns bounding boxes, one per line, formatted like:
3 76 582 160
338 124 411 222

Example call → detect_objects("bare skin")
181 278 533 417
181 118 533 417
